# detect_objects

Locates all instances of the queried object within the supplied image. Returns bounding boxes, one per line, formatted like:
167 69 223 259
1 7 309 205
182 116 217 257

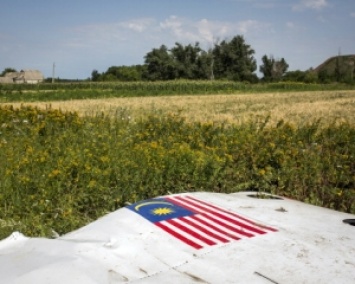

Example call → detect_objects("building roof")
20 70 44 81
4 72 20 79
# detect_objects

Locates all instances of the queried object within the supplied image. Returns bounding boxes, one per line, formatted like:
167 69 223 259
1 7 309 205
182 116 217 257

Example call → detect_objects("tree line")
92 35 289 83
92 34 351 83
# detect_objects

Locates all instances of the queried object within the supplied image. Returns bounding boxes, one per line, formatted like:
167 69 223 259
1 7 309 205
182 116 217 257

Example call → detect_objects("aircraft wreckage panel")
0 191 354 283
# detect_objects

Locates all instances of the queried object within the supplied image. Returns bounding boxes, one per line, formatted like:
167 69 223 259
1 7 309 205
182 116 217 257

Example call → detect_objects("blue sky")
1 0 354 79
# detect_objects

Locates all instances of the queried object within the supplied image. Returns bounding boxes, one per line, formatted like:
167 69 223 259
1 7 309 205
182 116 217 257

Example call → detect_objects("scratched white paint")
0 191 354 283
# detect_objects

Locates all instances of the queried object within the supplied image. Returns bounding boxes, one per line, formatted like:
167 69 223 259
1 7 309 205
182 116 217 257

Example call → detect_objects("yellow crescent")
134 201 173 211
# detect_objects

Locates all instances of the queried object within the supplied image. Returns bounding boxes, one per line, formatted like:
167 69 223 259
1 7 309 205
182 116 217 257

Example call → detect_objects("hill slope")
314 54 355 78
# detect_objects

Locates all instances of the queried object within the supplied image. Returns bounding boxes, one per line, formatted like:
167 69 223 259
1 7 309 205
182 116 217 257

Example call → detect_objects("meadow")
0 87 355 240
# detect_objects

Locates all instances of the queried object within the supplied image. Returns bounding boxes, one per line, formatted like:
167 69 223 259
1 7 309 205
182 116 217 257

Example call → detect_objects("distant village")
0 70 44 84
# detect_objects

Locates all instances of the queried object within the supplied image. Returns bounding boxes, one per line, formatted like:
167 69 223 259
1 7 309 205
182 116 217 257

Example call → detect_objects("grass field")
1 89 354 240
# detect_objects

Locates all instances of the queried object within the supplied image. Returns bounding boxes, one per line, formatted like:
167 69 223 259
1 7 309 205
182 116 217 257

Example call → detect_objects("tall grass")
0 105 354 240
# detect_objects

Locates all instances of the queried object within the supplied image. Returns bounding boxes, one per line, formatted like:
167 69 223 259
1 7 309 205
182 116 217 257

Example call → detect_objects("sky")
0 0 354 79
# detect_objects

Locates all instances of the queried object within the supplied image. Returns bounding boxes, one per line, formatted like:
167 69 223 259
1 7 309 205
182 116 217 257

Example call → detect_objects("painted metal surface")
0 191 354 283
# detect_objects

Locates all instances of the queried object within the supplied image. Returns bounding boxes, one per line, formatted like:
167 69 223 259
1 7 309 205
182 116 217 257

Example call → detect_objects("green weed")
0 105 354 240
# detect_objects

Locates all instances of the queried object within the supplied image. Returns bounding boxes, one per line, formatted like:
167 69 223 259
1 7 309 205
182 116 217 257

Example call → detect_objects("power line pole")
52 62 55 83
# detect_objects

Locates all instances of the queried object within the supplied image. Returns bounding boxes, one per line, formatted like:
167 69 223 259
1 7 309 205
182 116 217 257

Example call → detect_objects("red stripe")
181 217 229 243
186 195 277 232
191 215 241 241
155 222 202 249
202 214 254 237
167 197 252 236
167 219 217 246
170 196 266 235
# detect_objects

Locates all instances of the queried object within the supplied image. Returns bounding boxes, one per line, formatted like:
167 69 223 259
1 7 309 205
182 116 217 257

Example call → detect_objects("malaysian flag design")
128 195 277 249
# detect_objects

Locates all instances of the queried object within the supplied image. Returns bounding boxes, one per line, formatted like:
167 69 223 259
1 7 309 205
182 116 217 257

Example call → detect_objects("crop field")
4 90 355 126
1 88 355 240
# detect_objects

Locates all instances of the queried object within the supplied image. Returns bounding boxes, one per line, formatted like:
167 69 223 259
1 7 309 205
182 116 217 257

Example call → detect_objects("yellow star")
152 207 174 216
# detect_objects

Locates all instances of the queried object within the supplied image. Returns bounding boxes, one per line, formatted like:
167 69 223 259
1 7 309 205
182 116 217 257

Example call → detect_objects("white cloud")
159 16 267 45
286 22 296 29
196 19 215 43
64 15 269 51
293 0 328 11
237 20 263 34
351 12 355 17
160 16 199 44
62 18 157 50
119 18 155 33
226 0 277 8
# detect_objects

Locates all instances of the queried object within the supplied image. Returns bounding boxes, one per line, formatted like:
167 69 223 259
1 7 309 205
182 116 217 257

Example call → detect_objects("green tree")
283 70 306 82
334 55 353 83
335 55 343 82
170 42 208 79
303 69 318 83
195 49 214 80
97 65 144 81
91 69 100 81
259 55 289 82
1 67 17 76
140 35 259 81
143 42 211 80
259 55 273 81
116 66 141 81
317 69 332 83
212 35 257 82
102 73 117 81
143 45 176 80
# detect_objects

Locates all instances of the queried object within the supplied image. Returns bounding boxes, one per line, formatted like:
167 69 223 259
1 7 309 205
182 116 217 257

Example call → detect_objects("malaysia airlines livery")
0 191 354 283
